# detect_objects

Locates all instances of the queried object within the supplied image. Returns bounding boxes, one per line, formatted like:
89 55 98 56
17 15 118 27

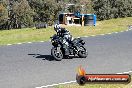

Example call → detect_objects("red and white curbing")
6 28 132 46
35 70 132 88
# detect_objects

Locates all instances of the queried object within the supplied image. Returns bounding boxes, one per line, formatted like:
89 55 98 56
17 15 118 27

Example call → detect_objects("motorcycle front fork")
56 47 61 53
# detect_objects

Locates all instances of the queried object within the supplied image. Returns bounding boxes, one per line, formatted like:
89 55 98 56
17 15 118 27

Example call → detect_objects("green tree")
12 0 34 28
80 0 93 14
0 0 8 29
92 0 109 20
92 0 132 20
28 0 62 25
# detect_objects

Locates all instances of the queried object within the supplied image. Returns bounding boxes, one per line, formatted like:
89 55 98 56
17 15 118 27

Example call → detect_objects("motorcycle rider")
54 23 72 56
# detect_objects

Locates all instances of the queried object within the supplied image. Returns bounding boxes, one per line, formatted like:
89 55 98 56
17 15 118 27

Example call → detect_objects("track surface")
0 30 132 88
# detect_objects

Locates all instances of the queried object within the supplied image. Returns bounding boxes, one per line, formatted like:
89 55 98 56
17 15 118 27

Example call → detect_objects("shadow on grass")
28 54 80 61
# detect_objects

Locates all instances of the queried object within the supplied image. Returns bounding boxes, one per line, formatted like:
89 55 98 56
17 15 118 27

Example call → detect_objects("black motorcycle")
50 33 88 61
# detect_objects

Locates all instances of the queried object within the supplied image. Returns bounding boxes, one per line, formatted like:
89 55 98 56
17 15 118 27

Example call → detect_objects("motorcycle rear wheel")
51 47 63 61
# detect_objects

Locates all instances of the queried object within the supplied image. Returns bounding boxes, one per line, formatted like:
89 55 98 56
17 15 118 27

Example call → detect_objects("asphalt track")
0 29 132 88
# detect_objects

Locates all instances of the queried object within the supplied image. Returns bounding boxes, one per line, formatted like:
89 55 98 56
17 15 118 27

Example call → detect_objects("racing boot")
65 48 69 56
63 44 70 58
64 48 70 59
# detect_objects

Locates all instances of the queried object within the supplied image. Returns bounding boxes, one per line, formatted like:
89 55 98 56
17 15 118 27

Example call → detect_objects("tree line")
0 0 132 30
92 0 132 20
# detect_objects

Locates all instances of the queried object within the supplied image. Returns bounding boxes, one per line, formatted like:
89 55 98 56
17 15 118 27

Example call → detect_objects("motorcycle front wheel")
78 46 88 58
51 47 63 61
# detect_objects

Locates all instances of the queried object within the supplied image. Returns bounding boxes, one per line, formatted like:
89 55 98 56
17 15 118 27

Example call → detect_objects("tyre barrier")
35 23 48 29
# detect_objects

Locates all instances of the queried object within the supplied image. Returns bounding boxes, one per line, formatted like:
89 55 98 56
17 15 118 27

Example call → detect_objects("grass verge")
0 17 132 45
55 75 132 88
56 83 132 88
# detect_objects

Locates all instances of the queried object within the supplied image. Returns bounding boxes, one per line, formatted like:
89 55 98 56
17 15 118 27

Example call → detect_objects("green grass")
0 17 132 45
56 83 132 88
55 75 132 88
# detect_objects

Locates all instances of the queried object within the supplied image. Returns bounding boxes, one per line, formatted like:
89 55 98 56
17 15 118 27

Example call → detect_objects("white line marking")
17 43 22 45
107 33 112 35
100 34 105 36
128 71 132 73
123 72 130 74
128 28 132 30
120 31 124 32
91 35 96 37
84 36 89 38
5 29 132 46
116 73 123 74
114 32 118 34
36 81 76 88
28 42 32 43
40 41 44 42
7 44 12 46
36 70 132 88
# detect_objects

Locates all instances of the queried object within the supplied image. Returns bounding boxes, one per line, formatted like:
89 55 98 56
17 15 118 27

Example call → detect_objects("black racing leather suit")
56 27 72 55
